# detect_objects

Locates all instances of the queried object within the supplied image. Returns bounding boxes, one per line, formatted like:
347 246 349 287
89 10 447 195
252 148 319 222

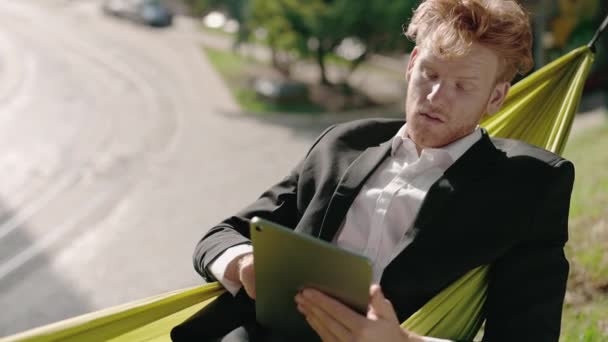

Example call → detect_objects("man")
177 0 574 341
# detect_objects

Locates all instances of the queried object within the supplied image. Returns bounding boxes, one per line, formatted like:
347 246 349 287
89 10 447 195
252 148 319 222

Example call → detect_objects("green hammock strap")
5 284 225 342
480 45 594 155
402 266 489 340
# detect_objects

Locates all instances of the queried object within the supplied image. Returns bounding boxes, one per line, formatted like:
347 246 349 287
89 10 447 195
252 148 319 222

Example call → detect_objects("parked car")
102 0 173 27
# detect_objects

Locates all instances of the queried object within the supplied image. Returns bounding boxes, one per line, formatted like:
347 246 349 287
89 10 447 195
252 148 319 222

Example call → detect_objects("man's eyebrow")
419 60 437 68
456 75 480 81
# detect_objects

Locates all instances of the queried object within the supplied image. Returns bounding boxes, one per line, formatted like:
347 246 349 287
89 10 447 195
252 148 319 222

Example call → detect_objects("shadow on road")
0 200 94 337
218 107 404 143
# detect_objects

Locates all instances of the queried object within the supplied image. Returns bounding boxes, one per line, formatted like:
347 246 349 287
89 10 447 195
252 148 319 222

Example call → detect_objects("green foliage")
548 1 608 75
353 1 418 52
183 0 211 15
249 0 300 53
186 0 248 19
247 0 417 84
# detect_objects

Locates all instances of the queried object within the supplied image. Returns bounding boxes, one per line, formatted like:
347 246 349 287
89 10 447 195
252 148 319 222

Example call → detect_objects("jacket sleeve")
482 160 575 341
193 125 336 282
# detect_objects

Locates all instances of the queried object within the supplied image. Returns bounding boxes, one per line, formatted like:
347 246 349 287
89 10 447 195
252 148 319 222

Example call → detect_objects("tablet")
250 216 372 339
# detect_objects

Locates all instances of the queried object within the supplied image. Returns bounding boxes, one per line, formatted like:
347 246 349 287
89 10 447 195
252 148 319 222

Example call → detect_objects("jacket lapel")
413 130 505 231
317 140 392 242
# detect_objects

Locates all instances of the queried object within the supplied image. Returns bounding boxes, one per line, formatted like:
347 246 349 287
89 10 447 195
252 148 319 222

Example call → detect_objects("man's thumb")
368 285 397 320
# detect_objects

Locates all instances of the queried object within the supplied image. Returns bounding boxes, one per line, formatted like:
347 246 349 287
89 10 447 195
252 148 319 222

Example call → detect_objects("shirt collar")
391 123 482 162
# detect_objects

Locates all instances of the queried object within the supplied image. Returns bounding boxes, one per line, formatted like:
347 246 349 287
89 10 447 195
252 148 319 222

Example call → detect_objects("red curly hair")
405 0 534 82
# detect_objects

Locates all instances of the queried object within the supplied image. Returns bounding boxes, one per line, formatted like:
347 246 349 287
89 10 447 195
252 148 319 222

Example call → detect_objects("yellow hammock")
4 19 605 342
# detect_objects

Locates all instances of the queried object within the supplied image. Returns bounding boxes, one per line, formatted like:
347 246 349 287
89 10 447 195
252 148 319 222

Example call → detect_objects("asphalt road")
0 1 327 336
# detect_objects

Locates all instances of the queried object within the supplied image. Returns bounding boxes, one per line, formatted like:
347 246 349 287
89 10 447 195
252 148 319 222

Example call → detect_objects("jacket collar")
391 124 483 163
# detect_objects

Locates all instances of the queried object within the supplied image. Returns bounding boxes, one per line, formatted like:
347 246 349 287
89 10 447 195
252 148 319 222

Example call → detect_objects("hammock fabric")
4 19 605 341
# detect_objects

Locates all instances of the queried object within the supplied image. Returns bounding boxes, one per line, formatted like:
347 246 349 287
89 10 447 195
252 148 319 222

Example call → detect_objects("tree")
185 0 248 21
547 0 606 90
248 0 417 86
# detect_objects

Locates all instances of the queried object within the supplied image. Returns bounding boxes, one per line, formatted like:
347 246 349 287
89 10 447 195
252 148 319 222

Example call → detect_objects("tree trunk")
316 45 331 86
271 47 291 77
344 50 369 83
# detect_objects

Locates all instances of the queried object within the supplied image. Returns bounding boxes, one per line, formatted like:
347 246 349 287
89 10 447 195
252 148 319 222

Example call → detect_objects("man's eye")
456 83 473 91
423 70 438 80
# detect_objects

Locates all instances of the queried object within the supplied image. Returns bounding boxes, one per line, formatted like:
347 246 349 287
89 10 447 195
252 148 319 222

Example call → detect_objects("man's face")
404 42 510 150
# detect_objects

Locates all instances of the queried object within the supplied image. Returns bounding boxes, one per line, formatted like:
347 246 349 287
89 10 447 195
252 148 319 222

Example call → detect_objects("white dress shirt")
208 124 482 341
336 125 481 282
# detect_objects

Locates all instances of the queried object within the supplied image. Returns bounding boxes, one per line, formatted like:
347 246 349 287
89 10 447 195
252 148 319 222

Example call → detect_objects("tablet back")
250 216 372 339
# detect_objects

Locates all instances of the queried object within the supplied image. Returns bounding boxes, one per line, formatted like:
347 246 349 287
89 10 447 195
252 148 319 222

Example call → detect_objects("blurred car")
102 0 173 27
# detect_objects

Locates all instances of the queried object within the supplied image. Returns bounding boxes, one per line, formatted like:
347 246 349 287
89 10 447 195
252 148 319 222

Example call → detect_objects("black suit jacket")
192 118 574 341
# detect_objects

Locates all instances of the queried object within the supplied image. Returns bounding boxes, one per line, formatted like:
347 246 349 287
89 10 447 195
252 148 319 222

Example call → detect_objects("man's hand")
295 284 424 342
225 253 256 299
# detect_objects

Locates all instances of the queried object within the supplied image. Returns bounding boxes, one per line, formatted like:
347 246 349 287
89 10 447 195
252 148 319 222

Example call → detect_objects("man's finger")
368 285 398 322
297 294 351 341
301 289 365 330
305 311 340 342
239 256 256 299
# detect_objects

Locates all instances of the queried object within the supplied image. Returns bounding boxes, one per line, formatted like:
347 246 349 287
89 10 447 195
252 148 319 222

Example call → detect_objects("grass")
564 123 608 221
562 296 608 341
563 122 608 284
199 25 235 38
560 119 608 341
204 47 323 114
204 47 247 80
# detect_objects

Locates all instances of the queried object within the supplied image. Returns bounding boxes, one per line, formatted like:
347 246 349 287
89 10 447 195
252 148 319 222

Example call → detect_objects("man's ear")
406 47 420 83
486 81 510 115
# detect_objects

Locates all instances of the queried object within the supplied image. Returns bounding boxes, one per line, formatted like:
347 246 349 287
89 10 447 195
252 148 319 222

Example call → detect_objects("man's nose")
427 82 448 105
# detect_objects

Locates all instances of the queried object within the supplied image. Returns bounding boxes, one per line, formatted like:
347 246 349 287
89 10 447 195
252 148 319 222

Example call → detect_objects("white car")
102 0 138 18
102 0 173 27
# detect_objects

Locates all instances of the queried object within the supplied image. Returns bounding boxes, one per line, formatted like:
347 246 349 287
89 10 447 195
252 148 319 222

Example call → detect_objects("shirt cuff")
420 336 452 342
208 244 253 296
